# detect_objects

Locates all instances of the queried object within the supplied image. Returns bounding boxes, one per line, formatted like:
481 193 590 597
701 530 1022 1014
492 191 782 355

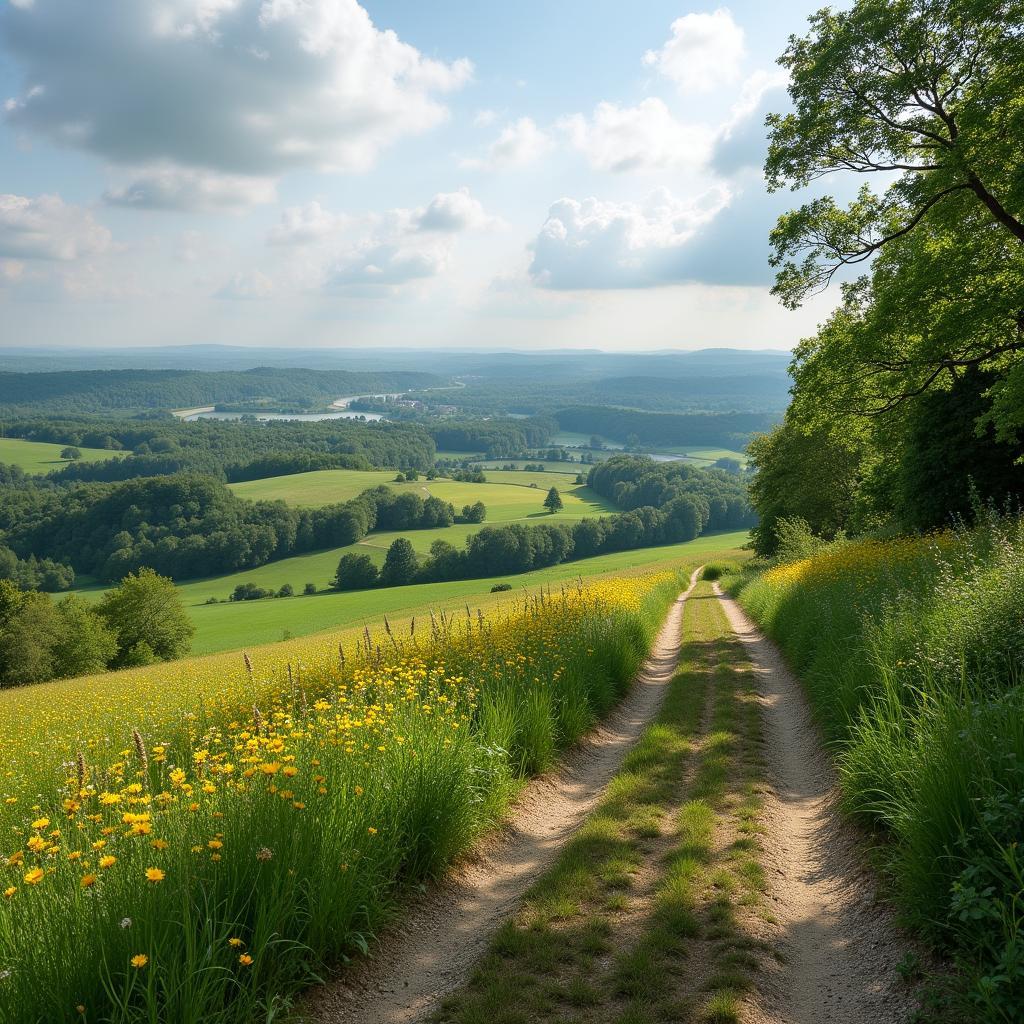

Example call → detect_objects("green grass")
227 468 614 521
0 436 120 473
170 533 749 653
0 563 684 1024
734 519 1024 1021
435 584 772 1024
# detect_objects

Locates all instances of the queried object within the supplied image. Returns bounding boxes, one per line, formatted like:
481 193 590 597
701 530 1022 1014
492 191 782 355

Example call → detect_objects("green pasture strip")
226 469 615 520
434 582 775 1024
72 533 749 655
0 436 119 473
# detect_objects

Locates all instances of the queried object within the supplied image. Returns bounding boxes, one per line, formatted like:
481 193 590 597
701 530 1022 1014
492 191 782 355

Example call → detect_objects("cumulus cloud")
711 70 789 175
642 8 746 93
3 0 472 190
0 193 112 261
279 189 494 290
528 186 732 290
414 188 493 232
268 201 349 245
461 117 551 171
326 241 449 288
560 98 711 173
104 167 276 211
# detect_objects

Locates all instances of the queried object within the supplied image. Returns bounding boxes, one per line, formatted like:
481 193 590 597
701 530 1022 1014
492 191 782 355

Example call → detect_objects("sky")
0 0 847 352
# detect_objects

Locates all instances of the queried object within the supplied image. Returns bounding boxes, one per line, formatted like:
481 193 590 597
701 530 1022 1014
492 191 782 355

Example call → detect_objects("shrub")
490 582 513 592
303 583 317 595
333 553 379 591
277 583 294 598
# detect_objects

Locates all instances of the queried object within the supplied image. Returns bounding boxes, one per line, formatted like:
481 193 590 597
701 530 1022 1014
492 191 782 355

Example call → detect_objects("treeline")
587 456 754 528
0 569 193 686
0 475 464 582
429 416 558 456
554 407 777 449
3 416 437 482
409 371 791 416
335 456 754 591
0 367 442 415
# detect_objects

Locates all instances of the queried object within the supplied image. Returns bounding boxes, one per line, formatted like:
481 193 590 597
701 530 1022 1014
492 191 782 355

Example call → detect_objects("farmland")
0 436 119 473
227 468 615 520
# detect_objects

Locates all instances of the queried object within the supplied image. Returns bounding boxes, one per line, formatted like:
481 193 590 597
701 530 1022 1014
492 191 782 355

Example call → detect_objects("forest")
0 366 442 414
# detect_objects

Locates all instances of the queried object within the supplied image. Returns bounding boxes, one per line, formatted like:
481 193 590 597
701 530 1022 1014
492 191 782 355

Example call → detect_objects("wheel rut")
714 584 918 1024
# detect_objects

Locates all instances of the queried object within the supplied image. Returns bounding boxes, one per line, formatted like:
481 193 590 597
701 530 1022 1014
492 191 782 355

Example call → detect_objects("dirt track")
306 573 919 1024
307 567 702 1024
716 585 917 1024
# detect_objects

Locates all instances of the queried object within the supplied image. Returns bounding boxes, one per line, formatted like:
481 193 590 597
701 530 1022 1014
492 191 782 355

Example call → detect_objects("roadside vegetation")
734 516 1024 1020
436 581 772 1024
0 569 682 1024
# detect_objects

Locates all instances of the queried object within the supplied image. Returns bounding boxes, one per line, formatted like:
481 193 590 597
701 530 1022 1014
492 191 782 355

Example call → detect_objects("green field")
180 531 747 653
0 436 120 473
228 468 614 521
76 530 749 653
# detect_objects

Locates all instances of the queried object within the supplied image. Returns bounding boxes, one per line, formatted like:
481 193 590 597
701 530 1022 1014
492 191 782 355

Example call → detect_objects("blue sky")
0 0 846 351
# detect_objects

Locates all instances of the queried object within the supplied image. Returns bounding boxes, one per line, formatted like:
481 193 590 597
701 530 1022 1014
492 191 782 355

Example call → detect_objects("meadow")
0 568 684 1024
71 531 749 653
227 468 615 521
0 437 118 473
733 519 1024 1020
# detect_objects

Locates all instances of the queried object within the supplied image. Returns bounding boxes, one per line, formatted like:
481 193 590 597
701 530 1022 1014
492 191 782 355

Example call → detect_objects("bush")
490 582 513 592
702 563 730 581
277 583 294 598
303 583 317 595
229 583 274 602
333 553 379 591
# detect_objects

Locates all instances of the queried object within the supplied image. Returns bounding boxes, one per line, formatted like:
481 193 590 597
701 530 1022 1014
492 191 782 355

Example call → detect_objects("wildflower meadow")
0 569 682 1023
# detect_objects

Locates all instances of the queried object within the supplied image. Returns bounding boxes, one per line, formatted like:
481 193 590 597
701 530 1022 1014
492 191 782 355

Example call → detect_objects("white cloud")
104 167 276 211
528 186 731 290
218 269 275 300
0 194 112 261
414 188 493 232
268 201 349 245
327 241 449 288
560 98 712 173
642 9 745 94
3 0 472 185
474 109 498 127
461 117 551 171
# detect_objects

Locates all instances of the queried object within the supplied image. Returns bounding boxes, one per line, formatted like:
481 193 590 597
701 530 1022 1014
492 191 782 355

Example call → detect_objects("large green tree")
753 0 1024 541
97 568 194 667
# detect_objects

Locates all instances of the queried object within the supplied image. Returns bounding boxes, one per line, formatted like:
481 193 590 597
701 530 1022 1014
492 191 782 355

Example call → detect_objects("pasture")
0 436 120 473
227 468 615 521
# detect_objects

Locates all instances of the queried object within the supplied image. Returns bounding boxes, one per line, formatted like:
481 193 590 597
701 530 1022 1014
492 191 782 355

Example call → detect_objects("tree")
277 583 294 598
333 553 379 591
51 595 119 679
380 538 419 587
60 446 82 460
0 581 60 685
458 501 486 524
767 0 1024 311
543 487 564 514
303 582 317 595
96 568 194 667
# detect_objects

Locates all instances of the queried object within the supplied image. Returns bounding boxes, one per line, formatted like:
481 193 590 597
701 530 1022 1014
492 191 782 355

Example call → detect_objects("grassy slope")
227 469 614 521
184 532 748 653
75 532 749 653
0 437 119 473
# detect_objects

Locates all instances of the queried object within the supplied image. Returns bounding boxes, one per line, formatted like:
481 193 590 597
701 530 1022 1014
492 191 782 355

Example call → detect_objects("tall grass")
0 571 682 1023
734 517 1024 1021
